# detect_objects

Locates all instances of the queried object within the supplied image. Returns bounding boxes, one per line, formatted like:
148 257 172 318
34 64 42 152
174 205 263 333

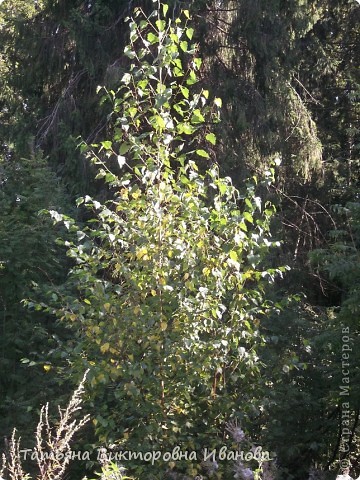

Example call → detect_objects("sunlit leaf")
196 149 209 158
206 133 216 145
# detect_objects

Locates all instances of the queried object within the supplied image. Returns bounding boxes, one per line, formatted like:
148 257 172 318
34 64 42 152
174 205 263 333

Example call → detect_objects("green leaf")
196 149 210 158
120 143 130 155
229 250 238 261
156 19 166 32
177 123 195 135
179 85 189 99
243 212 253 223
240 222 248 232
194 58 202 69
101 141 112 150
180 40 188 52
147 32 158 44
162 4 169 16
186 70 197 85
128 107 137 118
245 198 253 209
205 133 216 145
218 183 227 195
191 109 205 124
152 115 166 130
105 173 117 183
186 27 194 40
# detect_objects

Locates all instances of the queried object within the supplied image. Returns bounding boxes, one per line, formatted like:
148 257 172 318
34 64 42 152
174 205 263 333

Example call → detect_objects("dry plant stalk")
1 371 90 480
1 431 29 480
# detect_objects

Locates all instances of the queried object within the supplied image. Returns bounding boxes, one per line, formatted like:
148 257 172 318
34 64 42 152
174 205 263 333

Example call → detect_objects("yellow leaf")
131 190 141 199
43 365 51 372
119 188 129 199
100 342 110 353
229 250 238 261
136 247 148 260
